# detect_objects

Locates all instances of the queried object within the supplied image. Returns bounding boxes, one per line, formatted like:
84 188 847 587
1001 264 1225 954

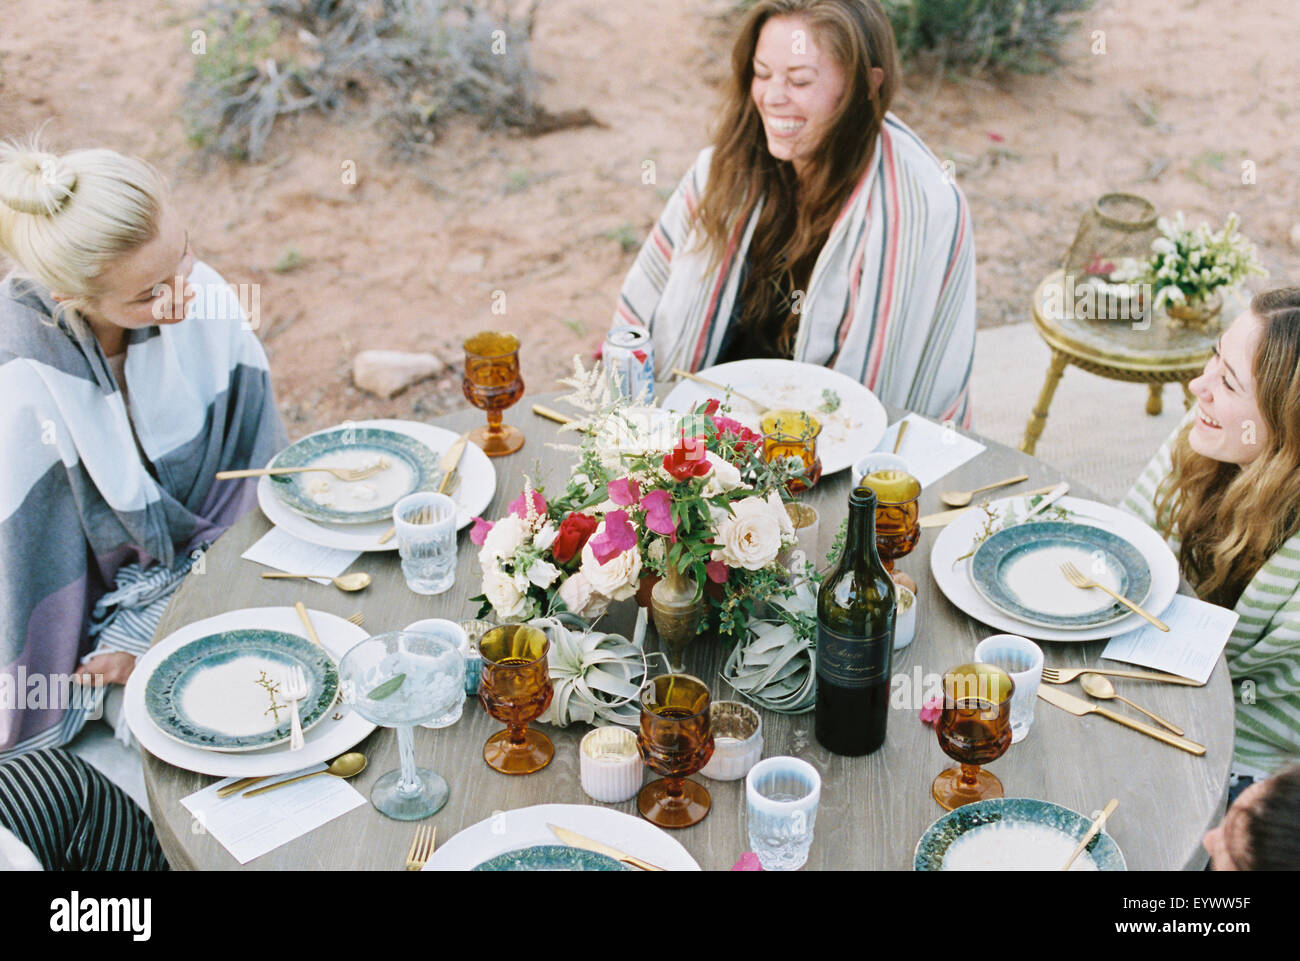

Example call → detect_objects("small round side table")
1020 270 1218 455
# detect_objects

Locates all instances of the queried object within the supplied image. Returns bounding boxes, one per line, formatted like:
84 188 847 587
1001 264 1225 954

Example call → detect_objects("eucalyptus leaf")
367 673 406 700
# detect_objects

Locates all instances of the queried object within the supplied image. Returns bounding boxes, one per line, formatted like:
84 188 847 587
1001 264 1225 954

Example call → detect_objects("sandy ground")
1 0 1298 437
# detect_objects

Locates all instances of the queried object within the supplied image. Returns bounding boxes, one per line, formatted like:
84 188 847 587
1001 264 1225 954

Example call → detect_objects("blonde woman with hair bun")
0 136 288 768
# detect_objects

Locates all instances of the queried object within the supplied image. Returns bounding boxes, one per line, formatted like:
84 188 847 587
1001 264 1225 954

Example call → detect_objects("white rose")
533 522 559 553
713 495 783 570
765 490 797 543
580 528 643 601
701 452 746 498
482 566 530 621
479 514 525 565
527 559 561 590
557 572 613 620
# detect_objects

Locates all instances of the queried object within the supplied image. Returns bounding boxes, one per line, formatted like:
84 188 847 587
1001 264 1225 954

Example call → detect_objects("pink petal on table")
608 476 641 506
920 695 943 727
589 509 637 564
469 516 494 546
731 852 764 871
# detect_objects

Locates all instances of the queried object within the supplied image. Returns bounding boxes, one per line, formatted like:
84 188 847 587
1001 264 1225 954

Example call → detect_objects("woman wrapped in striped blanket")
0 136 288 765
611 0 976 425
1123 289 1300 780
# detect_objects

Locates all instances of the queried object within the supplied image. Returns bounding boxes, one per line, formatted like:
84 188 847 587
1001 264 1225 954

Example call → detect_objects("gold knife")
547 823 666 871
532 404 572 425
919 484 1061 529
437 432 470 494
1037 685 1205 755
217 776 267 798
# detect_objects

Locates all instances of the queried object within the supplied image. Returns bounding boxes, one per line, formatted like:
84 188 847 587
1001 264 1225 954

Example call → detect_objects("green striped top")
1122 414 1300 777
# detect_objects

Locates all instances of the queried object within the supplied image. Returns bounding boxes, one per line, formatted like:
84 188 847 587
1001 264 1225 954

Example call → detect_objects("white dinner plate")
423 803 701 871
126 607 375 777
256 419 495 552
661 359 888 475
929 494 1180 642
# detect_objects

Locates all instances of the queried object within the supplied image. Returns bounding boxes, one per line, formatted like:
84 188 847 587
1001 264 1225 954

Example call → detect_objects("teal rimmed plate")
144 629 339 752
915 798 1126 871
970 521 1151 629
267 427 439 524
472 845 628 871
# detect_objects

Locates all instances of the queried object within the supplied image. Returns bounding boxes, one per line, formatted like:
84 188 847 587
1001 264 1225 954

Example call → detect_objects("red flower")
705 561 729 584
702 398 721 416
713 415 762 454
663 432 711 481
551 512 598 565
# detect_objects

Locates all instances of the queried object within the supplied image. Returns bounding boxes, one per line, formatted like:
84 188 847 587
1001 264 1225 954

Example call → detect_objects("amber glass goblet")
462 331 525 457
478 625 554 774
636 673 715 828
760 409 823 494
932 662 1014 811
857 469 922 571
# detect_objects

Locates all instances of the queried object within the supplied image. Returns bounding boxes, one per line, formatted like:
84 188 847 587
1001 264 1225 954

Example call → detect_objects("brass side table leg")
1181 381 1195 410
1147 383 1163 416
1021 350 1068 455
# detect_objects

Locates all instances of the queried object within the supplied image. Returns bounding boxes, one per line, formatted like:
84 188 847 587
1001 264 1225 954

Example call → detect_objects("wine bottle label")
816 624 891 689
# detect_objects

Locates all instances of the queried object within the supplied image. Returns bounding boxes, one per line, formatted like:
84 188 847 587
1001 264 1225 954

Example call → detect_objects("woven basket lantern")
1062 192 1159 282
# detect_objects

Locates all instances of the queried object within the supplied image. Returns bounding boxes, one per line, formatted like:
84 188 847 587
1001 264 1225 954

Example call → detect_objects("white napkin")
877 413 986 488
181 766 366 865
242 526 362 585
1101 594 1239 684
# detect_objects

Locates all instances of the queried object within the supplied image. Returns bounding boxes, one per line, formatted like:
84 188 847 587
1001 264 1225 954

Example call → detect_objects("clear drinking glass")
404 618 470 729
974 634 1044 743
338 631 466 820
746 756 821 871
393 492 457 595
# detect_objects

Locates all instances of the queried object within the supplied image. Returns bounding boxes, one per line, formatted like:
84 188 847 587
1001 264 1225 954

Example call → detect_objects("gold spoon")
241 753 368 798
260 571 373 592
939 473 1030 508
1080 673 1184 735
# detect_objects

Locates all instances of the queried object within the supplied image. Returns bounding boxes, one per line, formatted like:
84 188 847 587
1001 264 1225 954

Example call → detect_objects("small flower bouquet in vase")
470 357 808 677
1114 212 1266 329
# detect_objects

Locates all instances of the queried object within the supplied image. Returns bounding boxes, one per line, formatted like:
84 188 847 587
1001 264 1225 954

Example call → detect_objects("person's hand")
72 652 136 686
890 570 917 594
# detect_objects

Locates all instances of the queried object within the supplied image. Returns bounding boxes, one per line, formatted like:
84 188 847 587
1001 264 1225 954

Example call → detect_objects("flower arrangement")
1115 212 1265 311
469 358 807 641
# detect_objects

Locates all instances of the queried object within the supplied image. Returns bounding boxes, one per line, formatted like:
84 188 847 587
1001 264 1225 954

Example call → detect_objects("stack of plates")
124 607 375 777
257 419 497 552
929 494 1179 642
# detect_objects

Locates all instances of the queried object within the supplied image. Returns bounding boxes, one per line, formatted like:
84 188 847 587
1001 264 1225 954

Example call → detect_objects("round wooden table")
1020 269 1218 455
145 393 1233 870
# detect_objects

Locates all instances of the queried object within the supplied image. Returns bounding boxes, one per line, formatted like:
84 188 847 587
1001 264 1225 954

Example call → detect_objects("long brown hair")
1153 288 1300 607
695 0 900 354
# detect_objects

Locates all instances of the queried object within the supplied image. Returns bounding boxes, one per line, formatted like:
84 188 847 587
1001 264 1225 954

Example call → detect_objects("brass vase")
650 563 705 672
1165 291 1223 331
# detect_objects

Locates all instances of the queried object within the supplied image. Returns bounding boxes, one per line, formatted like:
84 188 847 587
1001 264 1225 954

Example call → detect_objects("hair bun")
0 147 77 216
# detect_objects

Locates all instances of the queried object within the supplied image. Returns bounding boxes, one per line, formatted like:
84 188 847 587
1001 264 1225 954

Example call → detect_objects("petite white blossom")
701 452 746 498
483 565 530 621
533 522 559 553
527 559 561 590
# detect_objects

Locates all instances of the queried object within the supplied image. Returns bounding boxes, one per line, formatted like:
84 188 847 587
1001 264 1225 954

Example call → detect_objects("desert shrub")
184 0 551 161
734 0 1093 73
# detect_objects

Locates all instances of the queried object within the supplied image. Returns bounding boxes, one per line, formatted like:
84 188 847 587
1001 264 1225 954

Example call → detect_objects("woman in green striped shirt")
1124 288 1300 780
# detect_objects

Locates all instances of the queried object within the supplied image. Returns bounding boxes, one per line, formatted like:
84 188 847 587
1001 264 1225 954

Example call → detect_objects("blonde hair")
1154 288 1300 607
0 134 167 327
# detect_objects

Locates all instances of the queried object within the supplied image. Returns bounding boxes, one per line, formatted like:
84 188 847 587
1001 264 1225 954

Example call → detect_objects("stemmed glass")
338 631 465 820
932 662 1014 811
478 625 554 774
760 409 823 493
462 331 525 457
857 469 922 571
636 673 715 828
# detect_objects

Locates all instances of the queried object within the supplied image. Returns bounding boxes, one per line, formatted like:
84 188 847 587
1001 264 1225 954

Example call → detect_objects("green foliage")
273 246 305 273
603 222 641 254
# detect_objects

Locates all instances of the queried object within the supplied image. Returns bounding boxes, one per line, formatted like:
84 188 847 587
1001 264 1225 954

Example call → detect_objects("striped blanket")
0 261 287 759
612 113 977 425
1124 412 1300 777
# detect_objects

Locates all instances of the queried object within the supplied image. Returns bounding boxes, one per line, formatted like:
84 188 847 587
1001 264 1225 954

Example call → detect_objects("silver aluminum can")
604 325 655 402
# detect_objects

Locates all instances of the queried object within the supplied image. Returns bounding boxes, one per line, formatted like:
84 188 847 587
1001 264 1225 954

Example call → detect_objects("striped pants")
0 749 169 870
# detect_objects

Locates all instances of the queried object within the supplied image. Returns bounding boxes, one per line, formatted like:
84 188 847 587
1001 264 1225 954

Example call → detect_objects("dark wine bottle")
815 485 896 756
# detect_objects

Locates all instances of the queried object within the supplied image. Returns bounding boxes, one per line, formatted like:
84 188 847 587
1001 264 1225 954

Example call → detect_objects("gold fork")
1041 666 1200 687
405 824 436 871
1059 562 1170 631
346 612 365 627
216 460 389 483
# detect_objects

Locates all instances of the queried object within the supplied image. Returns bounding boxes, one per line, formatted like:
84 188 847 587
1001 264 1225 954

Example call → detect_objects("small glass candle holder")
700 700 763 781
459 619 494 695
785 502 819 564
894 583 916 651
761 409 822 494
579 726 643 803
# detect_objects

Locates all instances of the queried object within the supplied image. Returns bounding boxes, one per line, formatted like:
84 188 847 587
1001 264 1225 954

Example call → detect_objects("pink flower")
640 488 676 539
988 131 1005 143
920 696 943 727
705 561 729 584
588 509 637 564
713 416 762 454
608 476 641 507
731 852 764 871
469 516 494 546
508 490 547 521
